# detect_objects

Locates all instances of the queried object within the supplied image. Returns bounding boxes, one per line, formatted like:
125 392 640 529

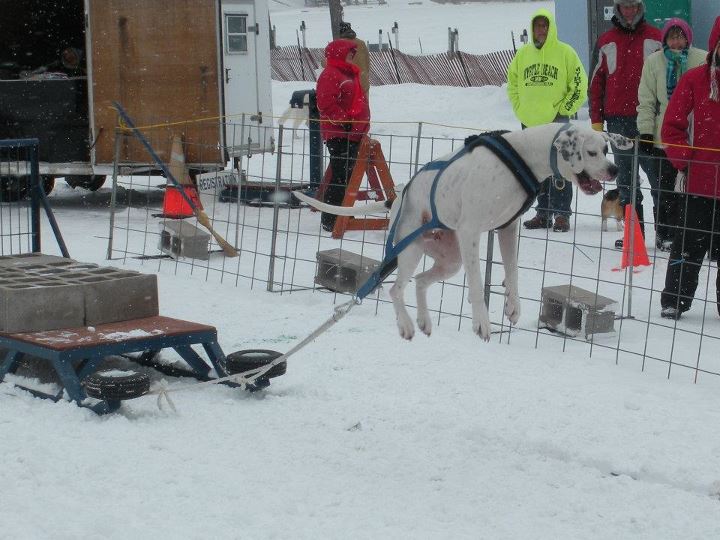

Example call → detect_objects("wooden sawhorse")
0 316 227 414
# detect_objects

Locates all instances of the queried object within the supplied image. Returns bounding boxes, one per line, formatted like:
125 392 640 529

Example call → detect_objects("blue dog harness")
355 126 569 301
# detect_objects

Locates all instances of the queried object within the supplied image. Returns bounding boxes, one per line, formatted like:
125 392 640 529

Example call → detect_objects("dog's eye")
587 151 598 157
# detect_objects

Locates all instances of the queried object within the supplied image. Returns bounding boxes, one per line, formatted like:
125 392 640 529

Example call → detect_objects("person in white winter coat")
637 18 706 250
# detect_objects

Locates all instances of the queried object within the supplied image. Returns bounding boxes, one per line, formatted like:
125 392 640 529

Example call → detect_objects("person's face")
619 4 640 25
665 29 688 51
533 17 549 46
62 48 79 68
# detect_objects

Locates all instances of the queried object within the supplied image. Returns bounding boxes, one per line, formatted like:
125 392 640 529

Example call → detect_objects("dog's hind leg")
414 252 462 336
496 219 521 325
389 242 425 340
456 227 491 341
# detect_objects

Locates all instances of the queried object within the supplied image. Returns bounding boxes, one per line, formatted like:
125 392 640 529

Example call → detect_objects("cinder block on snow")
315 248 380 294
158 221 210 260
539 284 617 340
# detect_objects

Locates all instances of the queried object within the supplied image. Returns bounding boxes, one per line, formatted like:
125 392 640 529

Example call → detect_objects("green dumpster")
645 0 691 28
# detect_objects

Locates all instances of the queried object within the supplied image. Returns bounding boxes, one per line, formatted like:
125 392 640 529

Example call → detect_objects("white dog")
295 124 632 341
277 93 310 137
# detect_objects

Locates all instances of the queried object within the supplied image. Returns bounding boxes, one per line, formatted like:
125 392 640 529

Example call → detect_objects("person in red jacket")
589 0 662 248
659 17 720 319
315 39 370 231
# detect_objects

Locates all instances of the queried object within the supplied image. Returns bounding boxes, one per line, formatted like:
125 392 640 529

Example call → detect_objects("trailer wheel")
83 370 151 401
225 349 287 379
0 176 29 202
41 176 55 195
65 174 106 191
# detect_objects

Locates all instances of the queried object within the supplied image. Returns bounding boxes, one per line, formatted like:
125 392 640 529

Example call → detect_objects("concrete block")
78 271 159 326
158 221 210 260
539 284 618 340
0 253 75 268
0 280 85 332
315 248 380 294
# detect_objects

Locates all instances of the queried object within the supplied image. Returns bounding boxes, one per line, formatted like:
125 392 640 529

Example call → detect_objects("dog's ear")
554 127 585 174
602 132 634 150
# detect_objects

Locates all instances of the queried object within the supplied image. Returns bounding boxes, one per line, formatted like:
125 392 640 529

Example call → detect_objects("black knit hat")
338 21 356 39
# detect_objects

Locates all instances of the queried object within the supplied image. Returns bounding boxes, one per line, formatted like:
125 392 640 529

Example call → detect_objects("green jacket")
506 8 587 127
636 46 707 147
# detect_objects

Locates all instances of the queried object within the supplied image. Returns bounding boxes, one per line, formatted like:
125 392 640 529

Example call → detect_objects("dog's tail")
293 190 391 216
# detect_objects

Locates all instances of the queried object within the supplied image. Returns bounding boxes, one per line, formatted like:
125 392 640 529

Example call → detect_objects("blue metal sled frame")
0 316 227 414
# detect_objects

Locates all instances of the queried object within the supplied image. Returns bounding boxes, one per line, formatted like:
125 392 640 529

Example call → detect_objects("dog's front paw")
504 297 521 325
417 311 432 336
397 314 415 340
473 317 491 342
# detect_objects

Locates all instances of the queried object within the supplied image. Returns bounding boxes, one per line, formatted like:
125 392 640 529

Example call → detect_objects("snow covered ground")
2 1 720 538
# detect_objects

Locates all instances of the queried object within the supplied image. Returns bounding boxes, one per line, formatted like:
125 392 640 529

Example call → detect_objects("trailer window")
225 14 248 54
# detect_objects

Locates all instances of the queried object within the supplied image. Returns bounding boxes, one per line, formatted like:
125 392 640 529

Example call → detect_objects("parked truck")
0 0 274 200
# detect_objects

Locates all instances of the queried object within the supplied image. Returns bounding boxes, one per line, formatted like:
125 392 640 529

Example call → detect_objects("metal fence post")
268 125 284 292
413 122 423 174
28 143 41 253
308 91 322 190
106 129 123 260
626 134 641 318
484 231 494 308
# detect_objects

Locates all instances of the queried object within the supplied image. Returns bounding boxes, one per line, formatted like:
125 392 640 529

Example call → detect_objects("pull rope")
148 298 359 411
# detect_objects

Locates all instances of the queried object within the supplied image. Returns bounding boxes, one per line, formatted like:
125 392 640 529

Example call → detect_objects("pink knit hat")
662 18 692 47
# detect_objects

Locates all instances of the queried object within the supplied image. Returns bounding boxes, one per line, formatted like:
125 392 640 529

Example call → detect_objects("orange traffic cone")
162 135 203 218
162 185 202 218
613 204 651 271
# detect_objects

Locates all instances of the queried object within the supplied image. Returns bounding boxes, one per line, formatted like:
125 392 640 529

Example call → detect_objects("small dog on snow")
601 188 624 231
277 93 310 137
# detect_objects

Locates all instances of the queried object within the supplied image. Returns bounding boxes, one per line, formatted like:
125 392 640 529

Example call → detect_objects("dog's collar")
549 123 572 180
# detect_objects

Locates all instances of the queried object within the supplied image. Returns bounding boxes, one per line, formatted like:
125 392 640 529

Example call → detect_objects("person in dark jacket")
315 39 370 231
659 17 720 320
589 0 662 248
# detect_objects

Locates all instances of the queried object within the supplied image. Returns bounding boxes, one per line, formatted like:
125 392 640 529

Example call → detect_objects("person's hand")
639 134 655 155
591 122 604 132
674 169 687 193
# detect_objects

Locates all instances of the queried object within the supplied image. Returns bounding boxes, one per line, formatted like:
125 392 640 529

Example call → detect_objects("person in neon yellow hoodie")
507 8 588 232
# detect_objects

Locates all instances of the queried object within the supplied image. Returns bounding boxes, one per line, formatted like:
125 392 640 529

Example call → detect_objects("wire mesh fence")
106 118 720 386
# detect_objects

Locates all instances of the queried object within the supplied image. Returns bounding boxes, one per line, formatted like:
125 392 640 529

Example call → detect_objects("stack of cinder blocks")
0 253 158 333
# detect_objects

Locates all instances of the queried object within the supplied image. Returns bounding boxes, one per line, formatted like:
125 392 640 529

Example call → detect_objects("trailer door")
220 0 273 155
87 0 222 166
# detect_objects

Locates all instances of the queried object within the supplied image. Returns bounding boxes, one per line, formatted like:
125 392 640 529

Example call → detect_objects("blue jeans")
535 176 573 219
605 116 655 207
522 116 572 219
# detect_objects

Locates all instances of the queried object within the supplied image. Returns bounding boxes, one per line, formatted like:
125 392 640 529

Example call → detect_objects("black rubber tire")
83 370 151 401
41 175 55 195
0 176 30 202
225 349 287 379
65 174 106 191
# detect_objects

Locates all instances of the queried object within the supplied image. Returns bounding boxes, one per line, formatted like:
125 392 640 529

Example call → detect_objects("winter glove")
639 134 655 155
674 169 687 193
343 122 353 132
591 122 604 132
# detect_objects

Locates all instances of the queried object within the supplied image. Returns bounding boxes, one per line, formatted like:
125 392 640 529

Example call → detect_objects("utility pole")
328 0 344 40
